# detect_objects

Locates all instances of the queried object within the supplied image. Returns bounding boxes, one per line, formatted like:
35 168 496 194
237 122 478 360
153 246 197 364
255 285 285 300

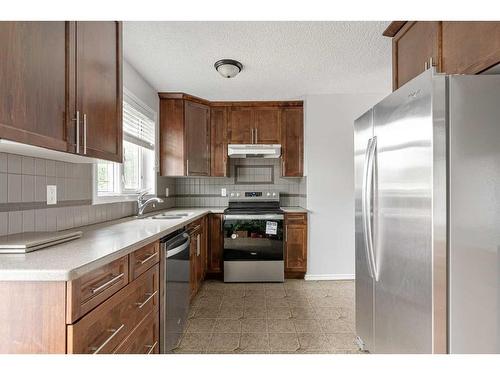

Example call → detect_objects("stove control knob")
266 192 271 197
230 193 234 197
236 193 240 197
272 192 276 197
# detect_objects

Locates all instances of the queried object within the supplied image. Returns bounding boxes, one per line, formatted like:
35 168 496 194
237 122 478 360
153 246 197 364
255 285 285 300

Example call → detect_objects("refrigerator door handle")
366 136 378 281
362 137 376 279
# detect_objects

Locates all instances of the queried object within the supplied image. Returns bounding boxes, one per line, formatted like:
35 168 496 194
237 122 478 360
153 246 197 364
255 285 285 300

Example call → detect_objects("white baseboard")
304 274 355 281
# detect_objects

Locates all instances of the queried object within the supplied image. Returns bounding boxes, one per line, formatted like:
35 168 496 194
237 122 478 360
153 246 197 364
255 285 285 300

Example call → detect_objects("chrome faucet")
137 191 164 216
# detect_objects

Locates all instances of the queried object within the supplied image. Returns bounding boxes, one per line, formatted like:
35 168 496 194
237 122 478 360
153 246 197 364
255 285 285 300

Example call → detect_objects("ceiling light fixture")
214 59 243 78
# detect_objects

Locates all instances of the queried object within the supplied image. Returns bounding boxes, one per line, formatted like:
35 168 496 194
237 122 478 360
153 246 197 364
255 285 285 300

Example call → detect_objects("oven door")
223 214 284 261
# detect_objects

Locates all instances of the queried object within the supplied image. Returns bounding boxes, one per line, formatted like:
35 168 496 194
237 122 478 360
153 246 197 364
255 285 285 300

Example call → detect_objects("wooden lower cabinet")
129 241 160 281
188 217 207 299
66 256 129 323
67 264 159 354
284 213 308 277
207 214 224 276
114 310 159 354
0 240 160 354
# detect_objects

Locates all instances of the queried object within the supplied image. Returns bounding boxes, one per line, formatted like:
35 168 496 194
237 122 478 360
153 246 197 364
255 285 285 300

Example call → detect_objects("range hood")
227 144 281 158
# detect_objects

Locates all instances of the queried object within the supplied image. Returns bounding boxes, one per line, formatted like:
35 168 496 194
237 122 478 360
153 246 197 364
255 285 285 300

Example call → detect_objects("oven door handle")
223 214 284 220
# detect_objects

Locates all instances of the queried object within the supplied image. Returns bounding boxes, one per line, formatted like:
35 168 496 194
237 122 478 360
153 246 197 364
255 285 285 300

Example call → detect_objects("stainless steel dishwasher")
159 229 190 353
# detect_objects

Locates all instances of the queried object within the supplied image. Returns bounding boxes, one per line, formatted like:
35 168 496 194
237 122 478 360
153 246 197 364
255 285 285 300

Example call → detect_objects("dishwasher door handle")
166 236 190 258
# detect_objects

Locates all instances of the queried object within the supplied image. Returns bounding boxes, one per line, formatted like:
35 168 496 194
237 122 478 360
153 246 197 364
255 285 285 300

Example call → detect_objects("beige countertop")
280 206 308 213
0 208 221 282
0 206 306 282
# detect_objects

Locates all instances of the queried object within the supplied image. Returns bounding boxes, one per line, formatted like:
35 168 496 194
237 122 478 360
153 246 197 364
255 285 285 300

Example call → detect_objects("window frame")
93 88 158 204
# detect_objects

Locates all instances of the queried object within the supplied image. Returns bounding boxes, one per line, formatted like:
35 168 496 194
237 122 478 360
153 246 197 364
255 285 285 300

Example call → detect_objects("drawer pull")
135 290 158 309
145 341 158 354
138 252 158 265
89 324 125 354
91 273 125 294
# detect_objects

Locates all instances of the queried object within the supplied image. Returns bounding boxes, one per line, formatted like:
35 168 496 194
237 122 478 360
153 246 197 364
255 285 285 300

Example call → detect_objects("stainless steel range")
223 191 284 283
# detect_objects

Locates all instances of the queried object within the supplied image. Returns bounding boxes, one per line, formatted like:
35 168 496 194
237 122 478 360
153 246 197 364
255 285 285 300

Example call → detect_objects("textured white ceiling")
123 21 392 100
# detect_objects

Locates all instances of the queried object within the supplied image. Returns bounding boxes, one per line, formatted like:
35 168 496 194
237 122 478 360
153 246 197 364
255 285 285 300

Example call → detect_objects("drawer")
67 264 159 354
285 213 307 225
67 256 129 323
187 217 203 231
129 241 160 281
114 310 159 354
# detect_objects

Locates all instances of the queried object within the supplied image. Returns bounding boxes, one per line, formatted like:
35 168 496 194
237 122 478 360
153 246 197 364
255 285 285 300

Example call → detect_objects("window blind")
123 91 156 150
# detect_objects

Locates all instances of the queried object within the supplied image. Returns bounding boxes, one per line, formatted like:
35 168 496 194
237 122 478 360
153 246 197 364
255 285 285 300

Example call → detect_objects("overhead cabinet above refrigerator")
354 69 500 354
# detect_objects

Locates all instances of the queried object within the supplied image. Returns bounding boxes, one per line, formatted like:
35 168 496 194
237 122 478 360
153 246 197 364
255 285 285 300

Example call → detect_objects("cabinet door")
74 21 122 162
254 107 280 144
210 106 229 176
442 22 500 74
393 21 441 90
285 214 307 273
185 100 210 176
228 107 253 143
281 107 303 177
207 214 223 274
0 22 68 152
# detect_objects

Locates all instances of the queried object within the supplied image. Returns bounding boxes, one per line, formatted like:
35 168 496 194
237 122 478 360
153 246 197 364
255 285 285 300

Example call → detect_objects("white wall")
123 59 159 114
304 93 386 280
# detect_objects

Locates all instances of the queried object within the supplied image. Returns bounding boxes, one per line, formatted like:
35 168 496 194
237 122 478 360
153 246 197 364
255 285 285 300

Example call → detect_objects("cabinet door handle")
89 323 125 354
145 341 158 354
135 290 158 309
186 159 189 176
282 160 285 175
255 128 258 143
138 252 158 265
285 224 288 242
73 111 80 153
91 273 124 294
197 233 201 256
83 113 87 155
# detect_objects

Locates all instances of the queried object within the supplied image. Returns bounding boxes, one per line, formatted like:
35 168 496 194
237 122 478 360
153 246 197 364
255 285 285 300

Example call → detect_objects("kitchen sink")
149 212 193 220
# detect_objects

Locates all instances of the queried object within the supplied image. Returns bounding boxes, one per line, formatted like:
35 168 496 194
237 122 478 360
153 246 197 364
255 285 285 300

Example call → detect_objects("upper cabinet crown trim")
382 21 408 37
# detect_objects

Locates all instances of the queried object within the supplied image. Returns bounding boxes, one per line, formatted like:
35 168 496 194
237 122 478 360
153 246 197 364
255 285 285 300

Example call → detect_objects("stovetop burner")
224 191 282 215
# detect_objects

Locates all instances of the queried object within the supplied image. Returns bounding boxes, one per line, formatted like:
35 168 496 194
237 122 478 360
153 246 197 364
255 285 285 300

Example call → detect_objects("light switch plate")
221 188 227 197
47 185 57 205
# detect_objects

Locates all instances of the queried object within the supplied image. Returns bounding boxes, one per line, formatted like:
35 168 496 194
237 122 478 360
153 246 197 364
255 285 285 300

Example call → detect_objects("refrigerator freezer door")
448 75 500 353
372 70 437 353
354 108 375 351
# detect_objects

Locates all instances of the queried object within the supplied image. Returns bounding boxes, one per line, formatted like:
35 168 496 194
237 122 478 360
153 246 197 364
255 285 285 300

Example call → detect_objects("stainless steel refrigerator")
354 68 500 354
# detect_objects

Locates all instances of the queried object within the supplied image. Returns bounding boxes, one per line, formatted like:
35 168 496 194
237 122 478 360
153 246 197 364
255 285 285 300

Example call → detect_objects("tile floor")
174 279 361 354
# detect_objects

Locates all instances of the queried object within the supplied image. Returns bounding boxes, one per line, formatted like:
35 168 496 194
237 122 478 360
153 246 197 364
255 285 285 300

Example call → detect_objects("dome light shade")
214 59 243 78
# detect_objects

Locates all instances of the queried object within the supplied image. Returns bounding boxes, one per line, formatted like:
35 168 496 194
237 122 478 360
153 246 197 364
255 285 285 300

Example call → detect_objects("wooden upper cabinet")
159 94 210 177
385 21 500 91
0 22 68 152
281 107 303 177
185 100 210 176
228 107 253 144
228 106 281 144
254 107 280 144
391 21 441 90
72 21 123 162
442 22 500 74
210 106 229 177
0 21 122 162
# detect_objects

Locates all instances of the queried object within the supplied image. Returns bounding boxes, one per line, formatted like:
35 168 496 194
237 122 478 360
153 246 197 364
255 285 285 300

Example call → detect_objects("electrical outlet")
165 187 169 197
47 185 57 205
221 188 227 197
